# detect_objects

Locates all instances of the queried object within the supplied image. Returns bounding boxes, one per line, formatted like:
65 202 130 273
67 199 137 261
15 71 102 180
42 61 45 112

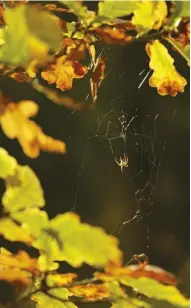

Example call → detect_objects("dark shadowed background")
0 2 189 306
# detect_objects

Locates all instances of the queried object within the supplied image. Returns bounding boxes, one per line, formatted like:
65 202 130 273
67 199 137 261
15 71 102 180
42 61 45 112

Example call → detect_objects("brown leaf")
90 55 106 103
96 264 177 286
41 55 87 91
10 71 31 82
0 99 66 158
0 4 5 26
94 27 133 45
0 250 39 273
69 283 109 301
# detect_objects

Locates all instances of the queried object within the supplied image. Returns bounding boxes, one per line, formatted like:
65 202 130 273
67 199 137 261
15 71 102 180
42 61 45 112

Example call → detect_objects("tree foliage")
0 1 190 308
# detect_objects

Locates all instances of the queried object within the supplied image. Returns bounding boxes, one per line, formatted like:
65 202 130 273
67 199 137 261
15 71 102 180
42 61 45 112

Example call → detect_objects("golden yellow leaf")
69 283 109 301
146 40 187 96
0 218 32 244
0 268 31 288
46 273 77 287
0 100 66 158
0 250 39 273
132 1 167 32
41 55 87 91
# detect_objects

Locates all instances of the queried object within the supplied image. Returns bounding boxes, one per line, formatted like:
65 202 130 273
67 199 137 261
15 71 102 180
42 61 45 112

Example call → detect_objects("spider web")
68 67 176 256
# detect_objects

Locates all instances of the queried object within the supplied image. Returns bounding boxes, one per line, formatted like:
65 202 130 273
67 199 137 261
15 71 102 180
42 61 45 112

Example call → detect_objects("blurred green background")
0 1 189 305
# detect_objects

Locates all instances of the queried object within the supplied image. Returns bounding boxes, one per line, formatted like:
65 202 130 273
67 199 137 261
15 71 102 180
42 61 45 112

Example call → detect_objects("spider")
115 154 128 172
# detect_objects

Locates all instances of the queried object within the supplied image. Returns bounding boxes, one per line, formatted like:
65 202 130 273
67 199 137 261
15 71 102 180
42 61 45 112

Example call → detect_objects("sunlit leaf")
0 218 32 243
31 291 77 308
90 55 106 103
0 250 38 273
98 1 138 20
0 147 17 179
0 100 66 158
132 1 167 33
69 283 109 301
146 40 187 96
119 277 190 307
35 212 122 268
12 208 48 238
0 5 62 65
0 268 31 288
46 273 77 287
2 165 45 213
41 55 87 91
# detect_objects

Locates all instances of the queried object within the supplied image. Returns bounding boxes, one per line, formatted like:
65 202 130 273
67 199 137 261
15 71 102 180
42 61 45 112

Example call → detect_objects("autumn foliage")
0 1 189 308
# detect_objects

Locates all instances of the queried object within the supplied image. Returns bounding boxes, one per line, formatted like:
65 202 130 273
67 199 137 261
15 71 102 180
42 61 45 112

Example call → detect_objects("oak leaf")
0 268 31 288
46 273 77 287
69 283 109 301
41 55 87 91
146 40 187 96
94 27 132 45
32 290 77 308
0 100 66 158
0 217 32 244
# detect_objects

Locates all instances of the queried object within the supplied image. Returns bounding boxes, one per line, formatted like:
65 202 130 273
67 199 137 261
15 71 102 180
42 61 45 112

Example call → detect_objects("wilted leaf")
0 250 38 273
132 1 167 33
0 147 17 179
165 36 190 66
146 40 187 96
35 212 122 269
0 100 66 158
94 27 133 44
10 71 31 82
41 55 87 91
98 1 138 20
31 291 77 308
69 283 109 301
0 218 32 243
0 268 31 288
2 165 45 213
90 55 106 103
46 273 77 287
0 5 62 65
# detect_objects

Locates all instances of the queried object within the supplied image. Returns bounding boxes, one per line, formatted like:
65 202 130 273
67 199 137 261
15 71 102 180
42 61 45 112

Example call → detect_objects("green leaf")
0 5 62 65
31 291 77 308
61 1 93 26
98 1 138 19
0 147 17 179
0 218 32 244
119 277 190 307
2 165 45 213
165 36 190 66
35 212 122 269
48 288 73 301
167 1 190 30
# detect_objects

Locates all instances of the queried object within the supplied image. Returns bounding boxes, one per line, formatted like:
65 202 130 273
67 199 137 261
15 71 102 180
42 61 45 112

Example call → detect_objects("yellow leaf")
69 283 109 301
146 40 187 96
0 268 31 288
0 250 39 273
0 147 17 179
31 291 77 308
46 273 77 287
2 166 45 213
41 55 87 91
132 1 167 32
35 212 122 269
0 218 32 244
0 100 66 158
